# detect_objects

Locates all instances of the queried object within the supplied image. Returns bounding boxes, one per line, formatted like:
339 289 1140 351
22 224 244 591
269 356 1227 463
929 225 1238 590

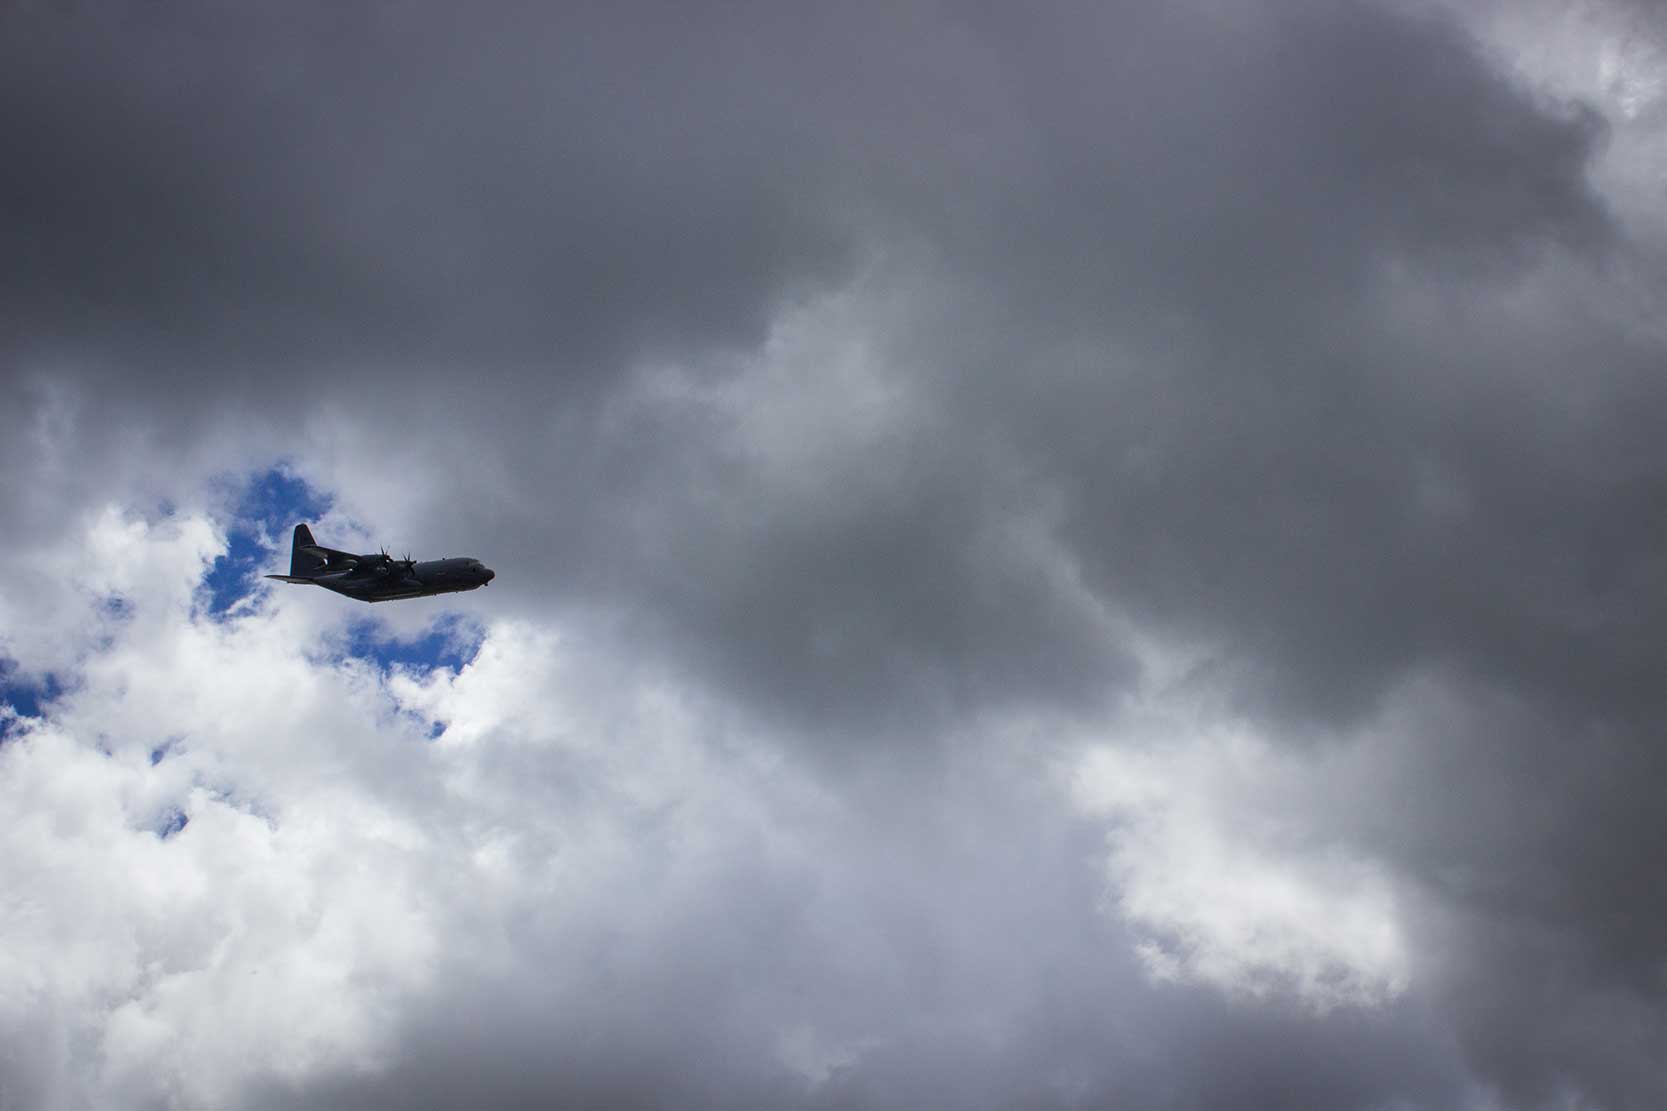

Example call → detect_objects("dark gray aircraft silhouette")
266 524 495 603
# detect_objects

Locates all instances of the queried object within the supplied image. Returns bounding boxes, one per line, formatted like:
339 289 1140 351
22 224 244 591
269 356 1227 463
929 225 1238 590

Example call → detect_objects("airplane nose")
483 569 495 583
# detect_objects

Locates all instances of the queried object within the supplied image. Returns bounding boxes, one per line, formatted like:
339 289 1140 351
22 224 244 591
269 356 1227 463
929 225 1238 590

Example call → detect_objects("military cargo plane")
265 524 495 603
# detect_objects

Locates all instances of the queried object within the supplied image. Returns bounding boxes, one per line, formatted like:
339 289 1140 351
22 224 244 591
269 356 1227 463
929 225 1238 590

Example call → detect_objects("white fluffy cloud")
1 509 439 1107
1073 722 1409 1012
5 504 1090 1108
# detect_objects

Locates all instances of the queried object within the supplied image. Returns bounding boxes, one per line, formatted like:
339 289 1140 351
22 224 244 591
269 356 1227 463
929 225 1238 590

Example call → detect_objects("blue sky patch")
0 664 62 737
203 467 333 616
332 616 480 741
149 735 185 766
341 613 485 675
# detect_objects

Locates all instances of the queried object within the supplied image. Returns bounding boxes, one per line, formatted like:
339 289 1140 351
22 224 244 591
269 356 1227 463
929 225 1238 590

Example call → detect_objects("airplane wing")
301 545 359 565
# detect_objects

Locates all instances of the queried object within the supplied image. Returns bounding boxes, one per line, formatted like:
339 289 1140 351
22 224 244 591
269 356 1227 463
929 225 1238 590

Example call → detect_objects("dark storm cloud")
853 0 1621 728
8 0 1667 1108
506 0 1626 741
1323 678 1667 1109
0 2 857 386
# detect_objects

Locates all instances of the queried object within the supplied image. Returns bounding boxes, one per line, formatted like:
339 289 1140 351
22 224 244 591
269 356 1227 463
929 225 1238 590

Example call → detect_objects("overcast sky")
5 1 1667 1108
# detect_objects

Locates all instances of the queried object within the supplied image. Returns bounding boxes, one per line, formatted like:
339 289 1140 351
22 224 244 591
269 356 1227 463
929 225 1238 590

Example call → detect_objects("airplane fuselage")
266 525 496 603
312 556 496 603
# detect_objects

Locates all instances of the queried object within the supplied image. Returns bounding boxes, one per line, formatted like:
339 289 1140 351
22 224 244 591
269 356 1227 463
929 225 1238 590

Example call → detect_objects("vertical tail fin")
290 524 326 576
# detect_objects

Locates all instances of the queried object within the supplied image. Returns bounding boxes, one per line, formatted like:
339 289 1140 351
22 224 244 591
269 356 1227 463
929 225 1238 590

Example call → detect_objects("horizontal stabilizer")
264 574 318 584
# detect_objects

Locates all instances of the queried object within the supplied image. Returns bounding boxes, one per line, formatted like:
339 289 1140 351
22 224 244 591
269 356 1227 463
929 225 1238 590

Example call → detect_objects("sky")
4 1 1667 1107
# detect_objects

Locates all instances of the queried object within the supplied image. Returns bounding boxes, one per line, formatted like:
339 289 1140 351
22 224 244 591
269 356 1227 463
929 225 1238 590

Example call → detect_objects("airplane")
265 524 495 603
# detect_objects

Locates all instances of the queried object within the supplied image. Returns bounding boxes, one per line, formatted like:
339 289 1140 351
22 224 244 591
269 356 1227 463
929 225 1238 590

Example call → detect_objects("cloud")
2 500 1477 1111
1074 727 1409 1012
6 0 1667 1107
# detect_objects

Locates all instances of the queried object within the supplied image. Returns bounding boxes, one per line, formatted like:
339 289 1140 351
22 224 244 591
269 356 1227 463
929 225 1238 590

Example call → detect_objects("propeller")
372 545 417 578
